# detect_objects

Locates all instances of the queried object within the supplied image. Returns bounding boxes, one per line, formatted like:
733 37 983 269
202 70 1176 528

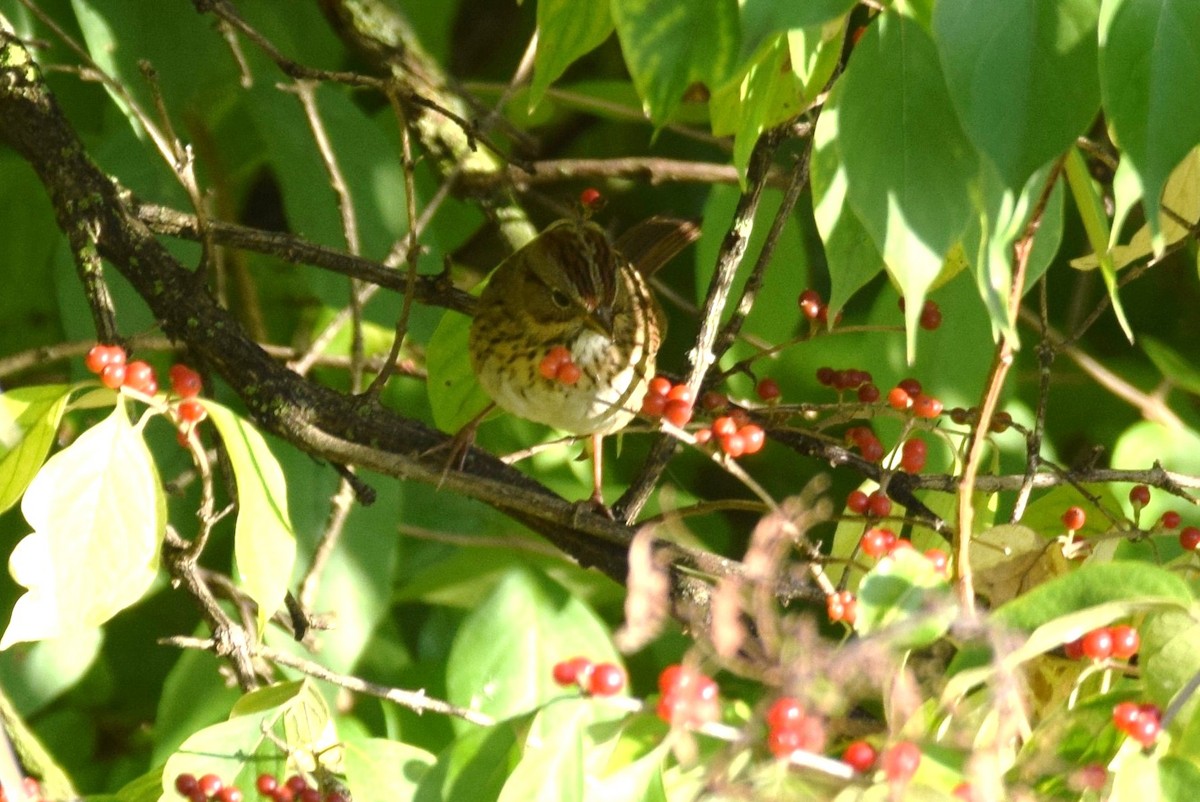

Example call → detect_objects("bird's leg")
424 402 495 487
587 432 615 518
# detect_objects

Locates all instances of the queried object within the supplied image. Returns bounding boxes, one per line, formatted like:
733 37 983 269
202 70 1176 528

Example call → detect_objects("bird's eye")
550 289 571 308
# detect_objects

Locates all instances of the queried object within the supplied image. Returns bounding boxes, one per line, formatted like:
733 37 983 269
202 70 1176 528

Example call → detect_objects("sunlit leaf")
0 384 74 513
530 0 614 110
343 736 435 802
856 548 956 649
1 403 163 649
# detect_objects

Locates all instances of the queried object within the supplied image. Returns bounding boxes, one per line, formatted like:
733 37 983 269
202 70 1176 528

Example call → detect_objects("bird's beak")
586 307 614 338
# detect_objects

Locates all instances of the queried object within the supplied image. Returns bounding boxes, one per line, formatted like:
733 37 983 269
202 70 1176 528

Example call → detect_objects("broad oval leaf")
530 0 614 110
343 736 435 802
1 403 164 649
426 308 492 433
203 401 297 637
934 0 1100 190
446 567 621 732
856 548 956 650
1100 0 1200 254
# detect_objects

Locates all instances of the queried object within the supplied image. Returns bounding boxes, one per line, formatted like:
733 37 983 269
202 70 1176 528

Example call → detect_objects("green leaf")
530 0 614 110
1064 146 1133 341
1111 752 1200 802
856 548 956 649
158 679 335 801
445 567 622 732
1142 336 1200 395
835 11 979 360
1 403 164 649
584 738 668 802
343 736 435 802
1100 0 1200 254
810 103 886 318
993 562 1194 631
610 0 739 126
497 699 591 802
414 718 524 802
934 0 1100 190
427 308 492 433
1141 610 1200 724
737 0 854 62
0 384 74 513
203 401 297 637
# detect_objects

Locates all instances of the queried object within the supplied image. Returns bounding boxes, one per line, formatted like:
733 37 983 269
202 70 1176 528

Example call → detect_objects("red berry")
552 656 593 687
925 548 950 576
217 788 243 802
720 432 746 458
857 383 880 403
694 428 712 444
887 387 912 410
1130 714 1161 746
860 437 885 463
867 490 892 519
799 289 823 319
739 424 765 454
539 346 570 380
882 741 922 783
169 363 203 397
1181 526 1200 550
323 795 348 802
198 775 224 798
766 696 805 731
756 378 781 402
1072 764 1107 791
85 343 126 374
1062 506 1085 531
700 391 727 411
900 438 927 473
1080 628 1114 660
664 400 693 428
667 384 693 404
827 590 856 624
271 788 294 802
100 362 127 389
285 777 309 795
841 740 877 773
1129 484 1151 508
912 393 943 419
579 187 603 209
768 726 803 758
648 376 672 397
556 361 581 385
1112 701 1141 732
846 490 869 515
898 378 922 396
176 774 199 796
1064 637 1084 660
861 528 895 558
256 776 278 796
919 300 942 330
1110 625 1140 659
587 662 625 696
952 783 978 802
178 399 207 423
815 367 836 386
123 360 157 394
658 664 685 694
641 393 666 416
712 416 737 437
1161 510 1182 529
298 791 320 802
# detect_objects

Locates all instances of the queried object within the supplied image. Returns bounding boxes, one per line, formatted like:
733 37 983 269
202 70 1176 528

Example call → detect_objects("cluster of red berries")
797 289 840 327
765 696 826 758
846 488 892 519
174 773 345 802
85 343 158 395
885 378 943 419
641 376 693 428
898 297 943 331
539 345 582 385
1063 624 1140 661
656 664 720 728
826 590 856 625
858 529 950 576
1111 701 1162 747
169 363 207 431
844 425 885 463
696 413 766 458
0 777 43 802
948 406 1013 433
551 656 625 696
816 367 879 403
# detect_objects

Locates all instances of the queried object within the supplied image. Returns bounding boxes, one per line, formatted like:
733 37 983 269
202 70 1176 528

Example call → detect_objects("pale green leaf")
530 0 614 109
1100 0 1200 254
1 403 163 649
835 12 979 360
0 384 74 513
446 567 622 733
427 308 493 433
738 0 854 62
934 0 1100 190
497 699 591 802
856 548 956 649
203 401 297 637
1142 336 1200 395
343 736 435 802
1064 146 1133 341
611 0 738 125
